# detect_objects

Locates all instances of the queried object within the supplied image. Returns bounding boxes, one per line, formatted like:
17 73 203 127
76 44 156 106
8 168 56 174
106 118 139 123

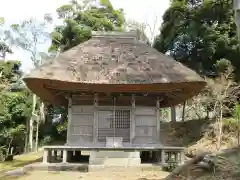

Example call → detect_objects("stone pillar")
43 149 52 163
62 150 68 163
180 151 185 165
161 150 165 165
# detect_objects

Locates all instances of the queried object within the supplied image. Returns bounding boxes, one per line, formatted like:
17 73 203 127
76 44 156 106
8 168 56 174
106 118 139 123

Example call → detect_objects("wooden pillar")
66 95 72 144
130 94 136 144
93 93 98 144
43 149 52 163
156 98 160 142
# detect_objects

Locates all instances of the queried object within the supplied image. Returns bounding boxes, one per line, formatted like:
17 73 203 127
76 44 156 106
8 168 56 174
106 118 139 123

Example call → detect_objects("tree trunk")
165 152 208 180
182 101 186 122
7 138 13 156
29 116 33 151
35 102 45 151
171 107 176 122
168 108 171 122
217 103 223 150
24 117 29 153
29 94 37 152
40 102 45 123
35 116 39 151
238 117 240 146
238 128 240 146
24 130 29 153
206 110 209 119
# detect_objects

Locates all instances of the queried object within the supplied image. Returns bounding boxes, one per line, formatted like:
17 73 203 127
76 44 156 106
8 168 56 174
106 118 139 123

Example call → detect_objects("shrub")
41 136 53 146
0 146 6 162
223 118 238 132
164 155 179 172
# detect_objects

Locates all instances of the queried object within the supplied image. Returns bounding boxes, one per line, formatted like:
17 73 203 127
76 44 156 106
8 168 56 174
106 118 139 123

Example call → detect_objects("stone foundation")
41 146 185 167
89 151 141 166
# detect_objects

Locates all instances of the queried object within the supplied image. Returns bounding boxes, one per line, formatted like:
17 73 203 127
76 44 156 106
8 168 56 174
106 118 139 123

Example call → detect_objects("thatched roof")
23 31 206 107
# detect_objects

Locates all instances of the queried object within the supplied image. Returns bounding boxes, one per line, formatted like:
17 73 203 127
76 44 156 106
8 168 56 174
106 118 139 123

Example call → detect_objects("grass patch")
0 151 42 172
0 175 20 180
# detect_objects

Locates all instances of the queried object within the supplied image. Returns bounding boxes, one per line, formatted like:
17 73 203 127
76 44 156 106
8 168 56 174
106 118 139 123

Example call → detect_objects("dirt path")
15 168 169 180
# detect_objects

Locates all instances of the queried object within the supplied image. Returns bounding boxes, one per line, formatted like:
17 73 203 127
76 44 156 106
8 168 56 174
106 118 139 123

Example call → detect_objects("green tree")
0 17 13 60
0 61 32 160
154 0 240 78
49 0 125 52
234 103 240 145
126 20 150 44
11 16 52 151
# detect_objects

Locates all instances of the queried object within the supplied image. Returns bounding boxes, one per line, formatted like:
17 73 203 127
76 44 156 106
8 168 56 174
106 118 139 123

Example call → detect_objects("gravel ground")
11 168 169 180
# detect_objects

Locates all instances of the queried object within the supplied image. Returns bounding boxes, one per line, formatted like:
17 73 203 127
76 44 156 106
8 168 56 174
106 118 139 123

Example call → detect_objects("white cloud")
0 0 169 71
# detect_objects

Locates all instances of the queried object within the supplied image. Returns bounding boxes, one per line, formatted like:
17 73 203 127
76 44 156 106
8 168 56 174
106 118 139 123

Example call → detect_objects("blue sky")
0 0 170 72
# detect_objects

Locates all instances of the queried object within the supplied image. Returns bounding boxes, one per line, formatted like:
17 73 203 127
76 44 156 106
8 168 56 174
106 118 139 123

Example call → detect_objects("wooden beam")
43 83 184 94
44 84 184 101
45 84 192 107
44 87 169 97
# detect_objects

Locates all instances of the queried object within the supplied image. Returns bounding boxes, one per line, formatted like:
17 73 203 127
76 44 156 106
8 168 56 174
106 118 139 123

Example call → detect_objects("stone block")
89 151 141 167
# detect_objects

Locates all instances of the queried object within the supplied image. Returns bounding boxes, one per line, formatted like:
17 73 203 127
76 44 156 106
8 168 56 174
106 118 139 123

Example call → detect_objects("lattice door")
97 110 130 143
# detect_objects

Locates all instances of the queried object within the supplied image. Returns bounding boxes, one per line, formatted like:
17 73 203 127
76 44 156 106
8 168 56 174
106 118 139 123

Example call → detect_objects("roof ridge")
92 31 137 39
